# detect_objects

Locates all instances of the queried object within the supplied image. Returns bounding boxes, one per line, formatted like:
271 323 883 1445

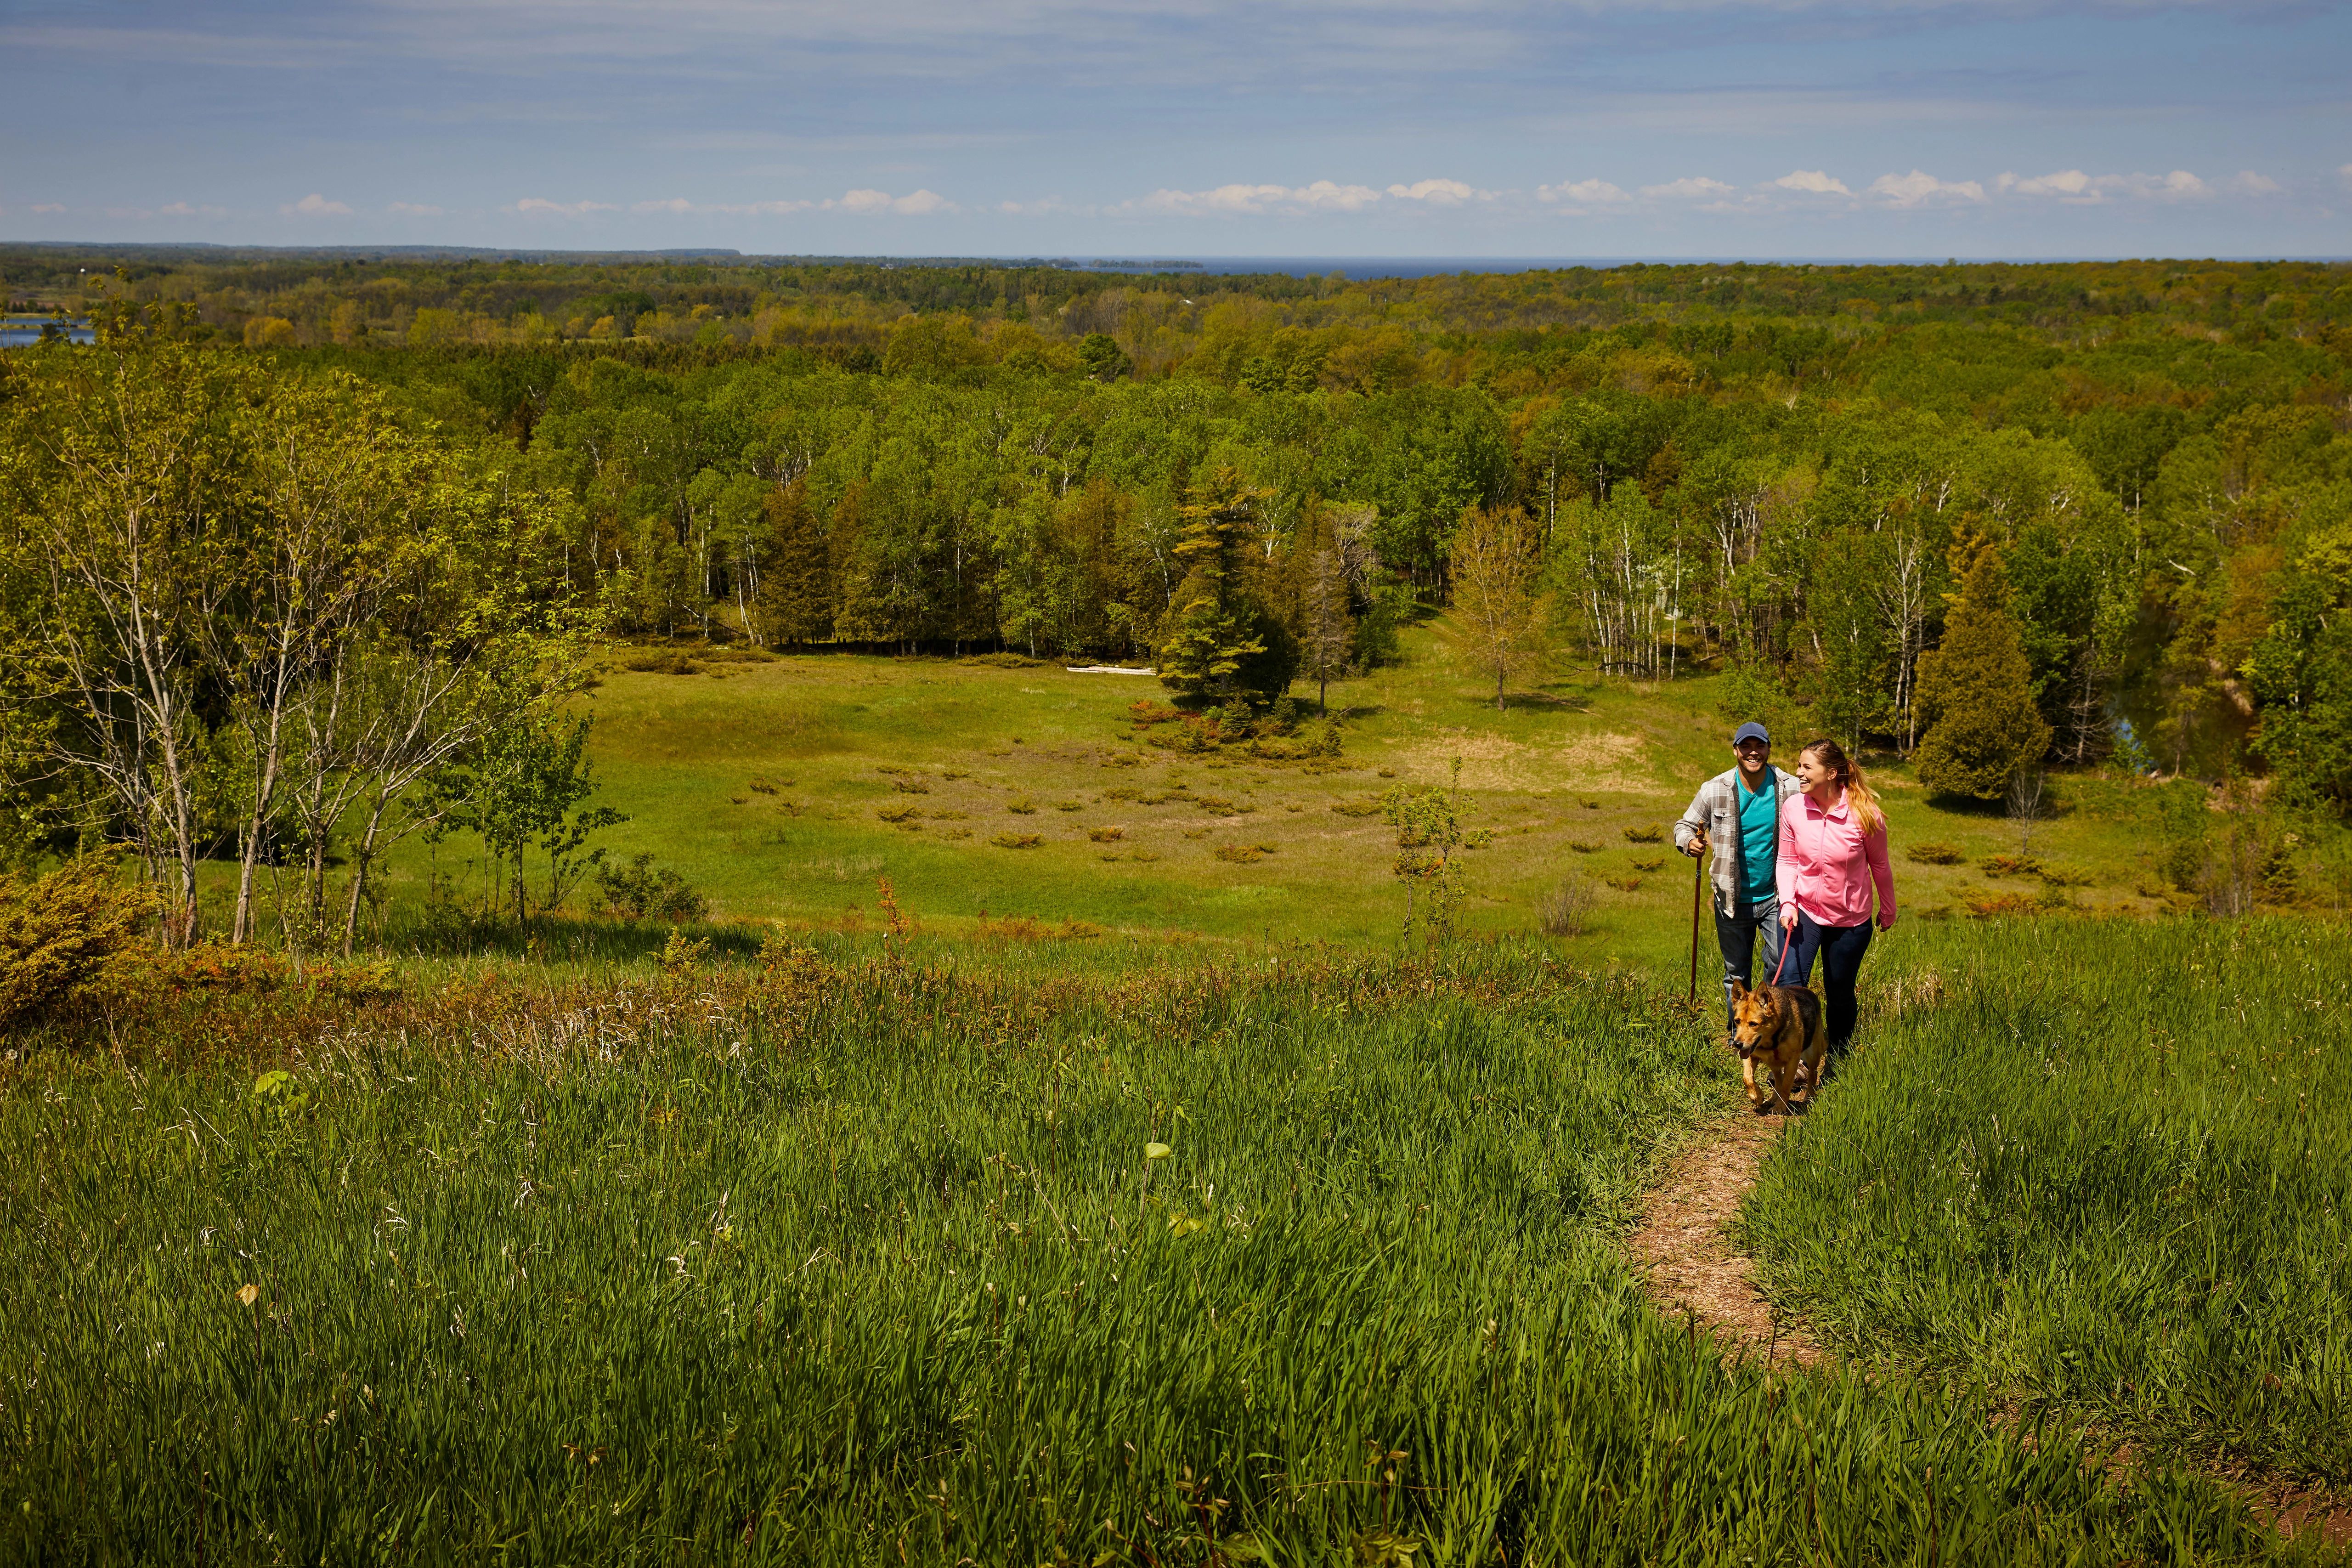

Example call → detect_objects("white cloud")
631 196 812 215
1640 176 1736 198
1538 178 1628 204
1992 167 2275 203
1127 180 1385 216
1772 169 1850 195
281 192 353 216
31 203 66 214
387 201 446 216
2341 163 2352 186
830 187 951 214
160 201 227 218
1866 169 1985 205
1385 178 1493 204
512 197 619 215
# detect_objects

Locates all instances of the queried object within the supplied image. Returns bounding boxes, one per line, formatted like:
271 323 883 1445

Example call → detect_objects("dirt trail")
1625 1110 2351 1548
1627 1112 1820 1367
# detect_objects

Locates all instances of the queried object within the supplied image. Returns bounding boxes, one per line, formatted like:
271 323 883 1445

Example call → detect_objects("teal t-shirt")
1737 772 1779 909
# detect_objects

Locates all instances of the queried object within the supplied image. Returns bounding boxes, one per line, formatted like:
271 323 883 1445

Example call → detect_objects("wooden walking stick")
1687 844 1706 1006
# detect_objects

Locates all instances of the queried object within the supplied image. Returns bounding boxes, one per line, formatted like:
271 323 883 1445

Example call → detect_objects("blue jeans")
1784 912 1875 1049
1714 899 1786 1034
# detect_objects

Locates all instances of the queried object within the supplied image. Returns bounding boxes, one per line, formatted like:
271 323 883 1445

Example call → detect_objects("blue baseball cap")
1731 722 1770 746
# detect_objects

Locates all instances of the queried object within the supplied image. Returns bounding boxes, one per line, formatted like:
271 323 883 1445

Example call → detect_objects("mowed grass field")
0 942 2314 1564
364 622 2205 968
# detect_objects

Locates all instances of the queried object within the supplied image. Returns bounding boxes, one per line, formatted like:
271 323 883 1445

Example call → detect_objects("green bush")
0 857 153 1031
594 853 709 924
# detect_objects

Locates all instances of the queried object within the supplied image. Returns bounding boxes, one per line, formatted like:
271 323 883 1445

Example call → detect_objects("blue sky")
3 0 2347 259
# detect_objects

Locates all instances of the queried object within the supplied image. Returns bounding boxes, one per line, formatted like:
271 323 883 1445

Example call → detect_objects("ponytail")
1802 739 1884 836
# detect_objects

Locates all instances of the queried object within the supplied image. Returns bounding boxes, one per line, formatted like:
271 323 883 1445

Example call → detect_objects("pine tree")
753 478 833 647
1914 549 2053 799
1159 469 1296 703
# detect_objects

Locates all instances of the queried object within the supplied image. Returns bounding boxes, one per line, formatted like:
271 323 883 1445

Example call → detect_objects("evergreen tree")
1914 549 2052 799
755 479 833 646
1158 469 1295 703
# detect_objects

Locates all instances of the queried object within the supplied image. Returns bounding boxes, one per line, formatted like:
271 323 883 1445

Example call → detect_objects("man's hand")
1680 838 1704 858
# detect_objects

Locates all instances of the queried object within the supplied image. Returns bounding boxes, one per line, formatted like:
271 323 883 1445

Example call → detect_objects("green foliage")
1157 469 1296 704
0 857 153 1030
1914 551 2054 799
594 853 708 924
1381 759 1479 945
430 714 627 926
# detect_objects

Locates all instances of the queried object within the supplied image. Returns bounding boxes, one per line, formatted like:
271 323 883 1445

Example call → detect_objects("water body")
0 321 96 347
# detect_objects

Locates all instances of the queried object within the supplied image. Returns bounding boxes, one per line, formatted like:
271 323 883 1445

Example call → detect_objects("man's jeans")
1715 899 1786 1034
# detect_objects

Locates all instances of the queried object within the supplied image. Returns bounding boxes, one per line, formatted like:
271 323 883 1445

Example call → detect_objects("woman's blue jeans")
1784 911 1875 1048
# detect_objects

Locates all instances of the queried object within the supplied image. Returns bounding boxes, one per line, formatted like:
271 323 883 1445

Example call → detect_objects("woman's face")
1795 749 1836 791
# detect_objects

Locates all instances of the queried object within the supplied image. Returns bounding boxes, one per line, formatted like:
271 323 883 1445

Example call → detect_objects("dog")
1729 981 1828 1115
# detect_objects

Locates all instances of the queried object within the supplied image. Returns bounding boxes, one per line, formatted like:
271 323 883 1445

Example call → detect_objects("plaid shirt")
1673 766 1801 916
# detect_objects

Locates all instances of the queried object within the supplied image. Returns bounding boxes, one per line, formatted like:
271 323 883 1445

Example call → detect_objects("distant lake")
0 321 96 347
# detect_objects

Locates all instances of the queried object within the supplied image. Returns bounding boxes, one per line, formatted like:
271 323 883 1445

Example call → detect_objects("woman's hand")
1877 910 1898 932
1781 905 1799 931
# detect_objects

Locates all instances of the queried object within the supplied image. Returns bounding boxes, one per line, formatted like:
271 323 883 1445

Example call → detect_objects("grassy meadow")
340 621 2230 972
0 943 2308 1564
1746 918 2352 1487
10 640 2352 1562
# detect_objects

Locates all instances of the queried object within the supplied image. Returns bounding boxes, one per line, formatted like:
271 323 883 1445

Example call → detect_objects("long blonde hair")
1802 739 1884 836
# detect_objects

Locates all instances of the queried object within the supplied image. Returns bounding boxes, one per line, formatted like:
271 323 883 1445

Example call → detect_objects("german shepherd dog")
1729 981 1828 1114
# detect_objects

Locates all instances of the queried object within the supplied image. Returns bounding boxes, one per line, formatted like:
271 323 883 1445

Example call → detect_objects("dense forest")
4 248 2351 937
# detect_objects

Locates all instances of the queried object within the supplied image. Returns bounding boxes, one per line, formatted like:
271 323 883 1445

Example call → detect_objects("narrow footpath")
1624 1108 2350 1549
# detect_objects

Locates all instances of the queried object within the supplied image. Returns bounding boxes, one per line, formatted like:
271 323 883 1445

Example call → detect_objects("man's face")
1735 739 1770 776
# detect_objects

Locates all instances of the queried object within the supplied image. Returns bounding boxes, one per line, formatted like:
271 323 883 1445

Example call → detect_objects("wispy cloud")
281 193 354 216
1538 178 1629 205
510 197 619 215
1772 169 1851 195
1640 176 1737 198
1124 181 1385 216
622 189 954 216
1992 167 2278 202
160 201 229 218
1866 169 1986 205
387 201 446 216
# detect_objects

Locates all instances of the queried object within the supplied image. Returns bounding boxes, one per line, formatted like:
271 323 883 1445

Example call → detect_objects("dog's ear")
1731 980 1750 1001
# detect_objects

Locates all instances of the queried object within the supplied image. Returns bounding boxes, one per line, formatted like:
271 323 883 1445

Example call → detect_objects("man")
1674 721 1801 1038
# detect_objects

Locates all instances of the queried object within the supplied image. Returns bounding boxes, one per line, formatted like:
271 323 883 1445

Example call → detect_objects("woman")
1776 738 1897 1059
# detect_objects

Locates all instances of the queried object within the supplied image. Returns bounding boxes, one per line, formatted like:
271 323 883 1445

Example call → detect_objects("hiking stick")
1687 845 1704 1005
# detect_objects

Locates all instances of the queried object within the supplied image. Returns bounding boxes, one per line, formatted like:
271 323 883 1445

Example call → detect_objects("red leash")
1769 917 1796 987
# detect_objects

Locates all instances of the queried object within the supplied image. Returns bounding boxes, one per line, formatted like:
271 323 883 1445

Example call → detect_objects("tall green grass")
0 947 2287 1562
1748 918 2352 1487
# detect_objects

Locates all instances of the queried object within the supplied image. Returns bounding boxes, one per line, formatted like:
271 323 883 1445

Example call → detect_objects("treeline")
4 255 2352 947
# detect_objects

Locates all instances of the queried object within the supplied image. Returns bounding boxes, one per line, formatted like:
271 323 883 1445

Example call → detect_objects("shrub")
1195 797 1249 817
874 804 920 824
1631 856 1663 872
1621 825 1663 844
1963 889 2042 917
1329 797 1383 818
1569 839 1604 854
1089 826 1125 843
1215 844 1267 864
1979 854 2041 877
1054 801 1083 812
0 857 154 1031
1538 877 1595 937
1006 800 1038 815
1604 874 1644 892
990 832 1044 849
1907 841 1964 865
891 777 931 795
595 854 710 924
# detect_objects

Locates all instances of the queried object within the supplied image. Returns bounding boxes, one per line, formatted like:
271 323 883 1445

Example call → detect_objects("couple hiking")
1674 723 1898 1065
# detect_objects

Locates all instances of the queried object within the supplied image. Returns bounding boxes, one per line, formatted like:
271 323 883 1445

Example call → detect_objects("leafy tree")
1297 503 1357 713
2246 525 2352 809
1078 334 1130 383
1913 549 2053 799
1447 505 1549 710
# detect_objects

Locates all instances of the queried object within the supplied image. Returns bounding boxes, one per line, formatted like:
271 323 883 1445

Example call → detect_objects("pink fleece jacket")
1776 788 1897 928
